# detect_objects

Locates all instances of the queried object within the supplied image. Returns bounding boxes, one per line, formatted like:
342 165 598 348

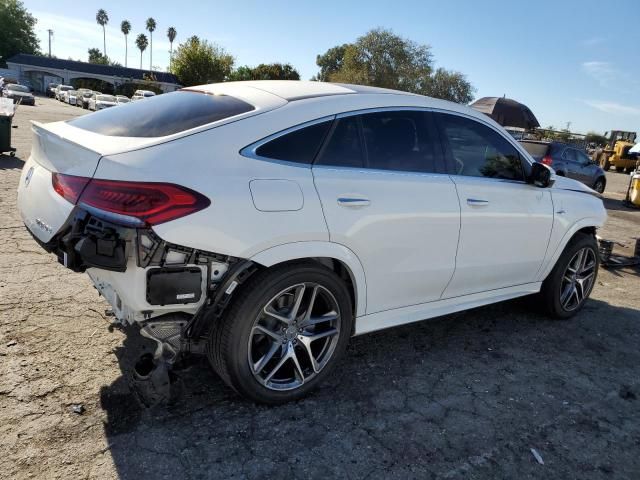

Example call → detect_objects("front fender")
250 241 367 316
536 216 604 281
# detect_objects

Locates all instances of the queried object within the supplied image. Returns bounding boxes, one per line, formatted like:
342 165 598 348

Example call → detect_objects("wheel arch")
249 241 367 317
537 219 600 282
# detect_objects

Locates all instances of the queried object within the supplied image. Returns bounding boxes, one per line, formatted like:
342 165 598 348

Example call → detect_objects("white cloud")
582 37 605 47
582 100 640 116
581 60 639 93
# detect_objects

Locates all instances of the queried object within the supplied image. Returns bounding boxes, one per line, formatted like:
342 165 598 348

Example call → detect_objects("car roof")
181 80 493 126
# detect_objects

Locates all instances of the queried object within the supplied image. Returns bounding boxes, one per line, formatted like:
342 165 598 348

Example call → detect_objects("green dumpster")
0 115 15 156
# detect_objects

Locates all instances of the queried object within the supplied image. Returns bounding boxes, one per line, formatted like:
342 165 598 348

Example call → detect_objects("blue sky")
24 0 640 134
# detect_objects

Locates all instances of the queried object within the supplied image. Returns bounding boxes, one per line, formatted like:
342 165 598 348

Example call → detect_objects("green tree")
87 47 121 67
313 44 348 81
146 17 156 70
88 47 108 64
121 20 131 67
96 9 109 57
314 28 474 103
585 131 608 146
171 36 234 86
167 27 177 70
0 0 40 67
228 63 300 81
135 33 148 70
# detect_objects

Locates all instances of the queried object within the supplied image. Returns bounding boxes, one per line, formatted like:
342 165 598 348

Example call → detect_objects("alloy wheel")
559 247 597 311
247 283 341 391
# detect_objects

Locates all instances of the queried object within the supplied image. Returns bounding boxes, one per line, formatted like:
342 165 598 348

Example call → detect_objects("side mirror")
529 162 555 188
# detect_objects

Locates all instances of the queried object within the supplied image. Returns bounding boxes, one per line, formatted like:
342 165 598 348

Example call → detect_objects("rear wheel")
601 156 610 170
540 234 599 319
207 263 353 404
615 165 625 172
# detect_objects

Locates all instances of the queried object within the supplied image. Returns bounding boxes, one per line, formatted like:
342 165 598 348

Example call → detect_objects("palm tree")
167 27 177 70
135 33 148 70
120 20 131 67
96 9 109 57
145 18 156 70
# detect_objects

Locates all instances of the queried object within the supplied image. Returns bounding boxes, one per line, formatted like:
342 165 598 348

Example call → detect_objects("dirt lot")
1 97 639 480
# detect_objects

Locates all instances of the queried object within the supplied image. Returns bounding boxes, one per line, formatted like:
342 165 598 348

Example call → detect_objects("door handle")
337 197 371 207
467 198 489 206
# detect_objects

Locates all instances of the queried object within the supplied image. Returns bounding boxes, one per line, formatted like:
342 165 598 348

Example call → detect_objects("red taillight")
542 155 553 166
52 174 210 225
52 172 90 204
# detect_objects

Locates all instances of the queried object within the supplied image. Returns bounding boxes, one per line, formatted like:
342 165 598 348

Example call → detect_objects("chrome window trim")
239 115 336 167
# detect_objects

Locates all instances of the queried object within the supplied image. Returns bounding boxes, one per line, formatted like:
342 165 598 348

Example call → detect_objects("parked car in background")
74 89 91 107
2 84 35 105
131 89 156 101
88 93 117 111
55 85 73 101
17 81 607 404
66 90 78 106
78 90 95 109
520 140 607 193
115 95 130 105
47 83 59 98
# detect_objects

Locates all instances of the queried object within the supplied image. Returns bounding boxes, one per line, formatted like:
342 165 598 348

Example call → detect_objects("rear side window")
360 111 439 173
563 148 578 162
68 91 254 137
438 114 525 181
316 117 364 168
255 121 333 164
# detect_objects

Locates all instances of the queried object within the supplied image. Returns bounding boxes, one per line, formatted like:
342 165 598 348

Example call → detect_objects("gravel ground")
1 97 639 480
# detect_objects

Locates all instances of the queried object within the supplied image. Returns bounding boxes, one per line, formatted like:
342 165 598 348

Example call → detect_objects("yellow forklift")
597 130 637 172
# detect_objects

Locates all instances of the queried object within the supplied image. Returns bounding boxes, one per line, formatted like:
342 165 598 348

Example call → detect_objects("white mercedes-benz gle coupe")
17 81 606 404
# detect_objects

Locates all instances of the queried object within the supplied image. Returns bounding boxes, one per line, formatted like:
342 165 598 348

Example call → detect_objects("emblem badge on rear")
24 166 34 186
35 218 52 234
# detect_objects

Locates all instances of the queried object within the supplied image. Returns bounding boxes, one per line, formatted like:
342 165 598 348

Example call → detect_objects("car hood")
551 175 599 196
96 101 117 106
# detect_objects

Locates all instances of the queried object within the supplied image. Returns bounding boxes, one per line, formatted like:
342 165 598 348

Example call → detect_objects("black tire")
615 165 625 172
601 156 610 170
207 262 353 404
540 233 599 319
593 177 605 194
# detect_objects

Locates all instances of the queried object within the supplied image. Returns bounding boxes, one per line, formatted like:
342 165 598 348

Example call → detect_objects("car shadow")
99 297 640 478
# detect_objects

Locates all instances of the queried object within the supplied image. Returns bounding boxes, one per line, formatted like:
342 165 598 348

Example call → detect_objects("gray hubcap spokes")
560 247 596 311
248 283 341 391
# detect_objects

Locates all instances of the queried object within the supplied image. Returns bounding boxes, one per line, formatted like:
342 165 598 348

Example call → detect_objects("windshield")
117 97 130 103
8 85 30 93
60 86 73 91
519 141 549 160
143 92 155 97
97 95 116 102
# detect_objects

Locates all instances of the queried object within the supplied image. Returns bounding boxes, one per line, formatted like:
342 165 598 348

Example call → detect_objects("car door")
561 147 582 180
435 112 554 298
312 109 461 315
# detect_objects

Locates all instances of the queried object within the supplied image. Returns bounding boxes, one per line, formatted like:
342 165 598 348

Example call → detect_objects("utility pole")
47 29 54 57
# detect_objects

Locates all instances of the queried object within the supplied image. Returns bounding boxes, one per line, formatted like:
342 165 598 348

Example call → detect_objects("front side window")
360 110 438 173
315 117 364 168
438 114 525 181
255 120 333 164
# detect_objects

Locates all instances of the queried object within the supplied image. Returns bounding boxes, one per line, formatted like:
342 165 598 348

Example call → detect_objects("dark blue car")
520 140 606 193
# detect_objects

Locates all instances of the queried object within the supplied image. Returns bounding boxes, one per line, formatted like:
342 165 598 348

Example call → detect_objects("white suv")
17 81 606 404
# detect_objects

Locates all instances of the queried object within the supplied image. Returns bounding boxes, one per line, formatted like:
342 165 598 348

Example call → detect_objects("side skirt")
354 282 542 335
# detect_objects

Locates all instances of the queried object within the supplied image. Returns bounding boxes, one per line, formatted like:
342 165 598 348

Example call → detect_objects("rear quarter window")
254 121 333 164
68 91 255 137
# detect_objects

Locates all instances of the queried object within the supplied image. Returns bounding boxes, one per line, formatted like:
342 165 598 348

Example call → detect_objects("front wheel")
540 234 599 319
207 263 353 404
593 177 605 194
